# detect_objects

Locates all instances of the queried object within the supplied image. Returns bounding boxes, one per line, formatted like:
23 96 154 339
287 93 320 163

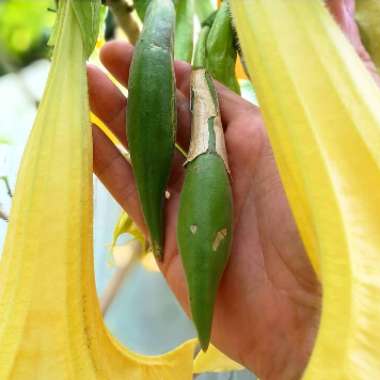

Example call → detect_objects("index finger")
100 41 258 127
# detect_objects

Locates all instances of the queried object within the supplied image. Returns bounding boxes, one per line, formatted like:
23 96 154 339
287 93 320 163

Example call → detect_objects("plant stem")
106 0 141 44
0 177 12 198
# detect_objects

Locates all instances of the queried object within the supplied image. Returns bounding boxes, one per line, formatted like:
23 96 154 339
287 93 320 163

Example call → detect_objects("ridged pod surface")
127 0 176 259
0 1 197 378
230 0 380 378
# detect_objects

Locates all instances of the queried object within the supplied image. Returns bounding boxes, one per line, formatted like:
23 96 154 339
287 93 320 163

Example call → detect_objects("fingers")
100 41 193 96
92 124 146 231
89 62 186 236
89 46 192 150
99 41 193 148
99 40 258 128
88 64 128 147
87 61 186 184
214 82 260 128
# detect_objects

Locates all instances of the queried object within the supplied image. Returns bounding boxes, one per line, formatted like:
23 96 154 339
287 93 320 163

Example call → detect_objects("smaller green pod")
206 1 240 94
178 152 232 351
178 26 233 350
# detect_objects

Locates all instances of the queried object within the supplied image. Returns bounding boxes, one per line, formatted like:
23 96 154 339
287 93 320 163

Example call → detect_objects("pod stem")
187 69 230 172
106 0 141 44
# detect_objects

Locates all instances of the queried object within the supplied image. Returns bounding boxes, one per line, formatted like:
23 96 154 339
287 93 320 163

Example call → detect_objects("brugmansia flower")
0 0 197 378
230 0 380 378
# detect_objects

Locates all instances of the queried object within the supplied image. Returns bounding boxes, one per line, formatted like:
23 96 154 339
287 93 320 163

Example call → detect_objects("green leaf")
194 0 215 23
0 0 55 66
134 0 152 22
206 1 240 94
70 0 102 58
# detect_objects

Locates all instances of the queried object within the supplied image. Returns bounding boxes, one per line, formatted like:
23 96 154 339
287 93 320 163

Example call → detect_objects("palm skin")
87 1 379 379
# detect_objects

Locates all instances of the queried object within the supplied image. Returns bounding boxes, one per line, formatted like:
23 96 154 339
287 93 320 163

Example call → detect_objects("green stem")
193 26 210 69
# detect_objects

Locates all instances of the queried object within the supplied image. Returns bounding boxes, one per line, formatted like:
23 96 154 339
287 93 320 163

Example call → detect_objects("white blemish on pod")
190 225 198 234
212 228 228 252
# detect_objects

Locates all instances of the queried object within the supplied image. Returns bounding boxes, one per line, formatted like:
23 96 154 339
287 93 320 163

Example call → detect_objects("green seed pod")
135 0 194 62
127 0 176 260
177 152 233 351
178 26 233 350
206 1 240 94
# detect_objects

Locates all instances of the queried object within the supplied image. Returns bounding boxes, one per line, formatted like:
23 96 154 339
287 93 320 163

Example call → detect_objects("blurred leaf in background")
195 0 215 23
0 0 56 76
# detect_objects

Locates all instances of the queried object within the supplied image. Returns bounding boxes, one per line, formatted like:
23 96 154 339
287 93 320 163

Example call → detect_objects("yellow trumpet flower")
0 0 196 378
230 0 380 378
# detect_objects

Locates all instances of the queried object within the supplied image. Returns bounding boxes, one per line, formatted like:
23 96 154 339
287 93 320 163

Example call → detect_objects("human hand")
88 46 319 380
87 1 379 379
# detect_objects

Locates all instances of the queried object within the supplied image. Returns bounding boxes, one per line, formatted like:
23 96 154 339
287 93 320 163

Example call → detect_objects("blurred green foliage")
0 0 56 76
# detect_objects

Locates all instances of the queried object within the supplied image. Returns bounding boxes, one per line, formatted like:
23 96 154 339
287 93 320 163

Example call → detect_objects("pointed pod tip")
199 338 210 352
195 322 211 353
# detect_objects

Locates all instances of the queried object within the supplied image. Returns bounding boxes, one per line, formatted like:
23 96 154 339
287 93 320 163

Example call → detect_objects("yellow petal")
193 345 244 373
230 0 380 378
112 240 142 268
96 38 106 49
236 55 248 80
91 112 122 147
0 1 196 378
140 251 160 272
111 211 133 248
